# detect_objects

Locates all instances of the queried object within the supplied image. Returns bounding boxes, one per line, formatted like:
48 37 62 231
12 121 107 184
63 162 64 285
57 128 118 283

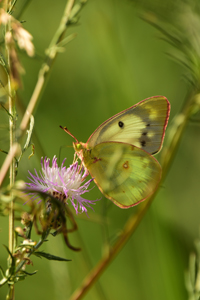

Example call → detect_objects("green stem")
8 65 15 256
160 90 197 176
5 1 16 299
5 0 15 256
70 90 198 300
19 0 76 133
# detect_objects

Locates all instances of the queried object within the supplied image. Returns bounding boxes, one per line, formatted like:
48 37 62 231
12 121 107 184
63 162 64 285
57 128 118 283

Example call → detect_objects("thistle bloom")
26 156 98 214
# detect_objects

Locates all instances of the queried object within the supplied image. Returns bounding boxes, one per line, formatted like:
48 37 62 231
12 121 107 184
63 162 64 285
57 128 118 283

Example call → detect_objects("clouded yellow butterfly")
61 96 170 208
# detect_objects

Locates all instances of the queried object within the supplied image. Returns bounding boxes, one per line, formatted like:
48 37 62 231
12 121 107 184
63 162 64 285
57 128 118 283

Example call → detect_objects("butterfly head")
60 126 88 158
73 141 87 153
73 141 89 165
73 142 83 152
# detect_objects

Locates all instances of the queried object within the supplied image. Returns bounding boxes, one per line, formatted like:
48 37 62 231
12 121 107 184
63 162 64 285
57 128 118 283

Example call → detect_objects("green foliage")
142 2 200 87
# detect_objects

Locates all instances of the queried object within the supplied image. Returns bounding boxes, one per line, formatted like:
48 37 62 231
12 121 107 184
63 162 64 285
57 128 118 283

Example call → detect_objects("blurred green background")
0 0 199 299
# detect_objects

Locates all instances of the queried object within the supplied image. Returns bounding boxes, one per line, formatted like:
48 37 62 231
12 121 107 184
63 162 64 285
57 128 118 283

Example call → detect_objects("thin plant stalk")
5 0 17 297
19 0 75 133
7 55 15 256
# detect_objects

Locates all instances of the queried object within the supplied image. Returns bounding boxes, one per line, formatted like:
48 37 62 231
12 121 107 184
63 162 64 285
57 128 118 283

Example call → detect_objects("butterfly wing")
83 142 162 208
87 96 170 155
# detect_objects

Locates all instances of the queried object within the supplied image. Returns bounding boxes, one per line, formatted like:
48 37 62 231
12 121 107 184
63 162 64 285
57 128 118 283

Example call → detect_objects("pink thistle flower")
26 156 99 215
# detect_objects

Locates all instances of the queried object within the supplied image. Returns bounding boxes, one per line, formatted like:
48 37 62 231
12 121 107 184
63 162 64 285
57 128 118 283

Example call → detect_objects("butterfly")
61 96 170 208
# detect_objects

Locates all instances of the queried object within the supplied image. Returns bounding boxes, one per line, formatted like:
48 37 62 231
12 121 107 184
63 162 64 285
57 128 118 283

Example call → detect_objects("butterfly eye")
76 143 82 150
118 121 124 128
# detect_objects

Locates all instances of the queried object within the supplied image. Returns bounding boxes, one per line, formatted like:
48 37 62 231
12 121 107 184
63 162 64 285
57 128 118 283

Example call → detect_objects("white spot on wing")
147 132 155 138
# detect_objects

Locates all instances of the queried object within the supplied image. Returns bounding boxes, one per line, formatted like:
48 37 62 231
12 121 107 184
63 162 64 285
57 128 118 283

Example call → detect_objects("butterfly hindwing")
83 142 162 208
87 96 170 155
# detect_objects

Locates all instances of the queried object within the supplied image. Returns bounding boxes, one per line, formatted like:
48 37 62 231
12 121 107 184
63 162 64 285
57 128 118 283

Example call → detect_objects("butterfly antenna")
60 126 79 143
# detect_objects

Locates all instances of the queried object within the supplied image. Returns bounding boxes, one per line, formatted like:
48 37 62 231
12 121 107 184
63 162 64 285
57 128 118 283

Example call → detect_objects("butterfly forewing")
87 96 170 155
84 142 162 208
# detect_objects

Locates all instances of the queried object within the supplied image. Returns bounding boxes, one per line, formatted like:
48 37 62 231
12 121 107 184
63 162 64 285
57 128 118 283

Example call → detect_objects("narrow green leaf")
3 245 15 274
20 270 38 276
0 265 5 278
18 115 35 164
25 221 33 239
33 251 71 261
